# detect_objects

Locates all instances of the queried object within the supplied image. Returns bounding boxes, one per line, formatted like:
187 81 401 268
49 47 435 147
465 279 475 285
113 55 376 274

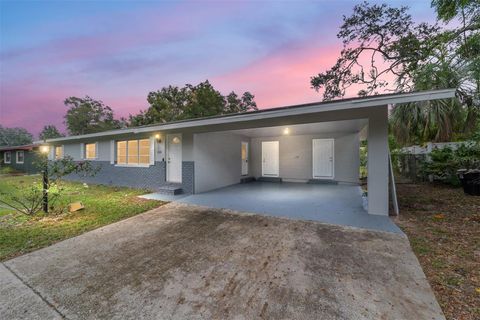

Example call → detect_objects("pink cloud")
2 1 247 69
211 43 342 109
0 79 83 136
211 41 401 109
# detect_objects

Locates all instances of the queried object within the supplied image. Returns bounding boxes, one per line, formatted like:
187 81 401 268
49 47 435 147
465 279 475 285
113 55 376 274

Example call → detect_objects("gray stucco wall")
250 133 360 183
50 133 165 162
60 140 122 162
193 132 250 193
182 133 194 161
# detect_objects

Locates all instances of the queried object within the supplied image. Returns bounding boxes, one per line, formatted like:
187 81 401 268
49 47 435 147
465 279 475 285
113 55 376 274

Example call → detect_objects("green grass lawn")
0 175 164 261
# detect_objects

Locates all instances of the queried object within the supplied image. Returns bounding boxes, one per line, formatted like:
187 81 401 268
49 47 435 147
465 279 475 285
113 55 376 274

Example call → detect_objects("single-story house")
39 89 455 216
0 144 41 174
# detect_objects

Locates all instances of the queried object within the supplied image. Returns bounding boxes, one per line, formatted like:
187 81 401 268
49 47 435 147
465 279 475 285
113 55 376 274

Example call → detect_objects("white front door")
312 139 334 179
167 134 182 183
262 141 279 177
241 142 249 176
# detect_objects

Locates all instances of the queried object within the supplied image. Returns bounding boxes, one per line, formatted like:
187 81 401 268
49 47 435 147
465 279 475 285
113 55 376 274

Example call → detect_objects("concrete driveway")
1 203 444 320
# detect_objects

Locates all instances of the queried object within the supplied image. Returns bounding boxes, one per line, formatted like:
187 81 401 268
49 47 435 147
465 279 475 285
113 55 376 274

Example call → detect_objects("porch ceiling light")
40 146 49 154
283 127 290 135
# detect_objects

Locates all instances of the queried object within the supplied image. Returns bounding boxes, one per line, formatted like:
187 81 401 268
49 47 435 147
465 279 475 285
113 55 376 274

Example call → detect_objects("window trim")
54 146 63 160
16 151 24 164
85 142 98 160
4 151 11 164
115 138 152 167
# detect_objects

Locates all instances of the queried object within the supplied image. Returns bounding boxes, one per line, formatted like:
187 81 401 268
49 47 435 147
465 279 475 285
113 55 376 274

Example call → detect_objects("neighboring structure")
39 89 456 216
400 141 468 155
0 144 40 174
396 141 472 182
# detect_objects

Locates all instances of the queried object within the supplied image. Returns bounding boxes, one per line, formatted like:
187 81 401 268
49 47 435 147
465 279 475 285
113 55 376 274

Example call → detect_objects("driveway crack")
2 262 68 319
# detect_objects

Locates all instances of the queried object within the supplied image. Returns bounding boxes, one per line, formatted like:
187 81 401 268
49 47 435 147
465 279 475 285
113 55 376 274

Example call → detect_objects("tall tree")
38 125 65 141
0 126 33 146
129 80 257 126
310 1 479 145
225 92 258 113
64 96 124 135
183 80 225 119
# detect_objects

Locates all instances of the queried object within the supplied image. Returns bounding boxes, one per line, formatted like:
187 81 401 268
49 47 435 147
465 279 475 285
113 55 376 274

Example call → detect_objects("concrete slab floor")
176 182 402 234
2 203 444 320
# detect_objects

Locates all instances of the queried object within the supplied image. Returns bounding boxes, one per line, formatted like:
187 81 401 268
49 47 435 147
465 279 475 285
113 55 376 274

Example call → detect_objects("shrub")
0 182 62 215
0 155 99 216
422 141 480 185
0 166 19 174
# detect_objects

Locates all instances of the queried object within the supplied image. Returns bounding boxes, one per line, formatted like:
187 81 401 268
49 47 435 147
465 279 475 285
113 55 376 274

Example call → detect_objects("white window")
16 151 24 164
116 139 150 166
55 146 63 159
85 143 97 160
4 151 11 164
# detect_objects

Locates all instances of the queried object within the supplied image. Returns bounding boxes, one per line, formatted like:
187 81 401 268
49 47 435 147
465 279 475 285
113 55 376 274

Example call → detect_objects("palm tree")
390 48 478 145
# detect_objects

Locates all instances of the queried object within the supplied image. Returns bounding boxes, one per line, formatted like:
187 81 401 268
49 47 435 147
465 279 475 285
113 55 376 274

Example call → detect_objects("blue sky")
0 0 436 136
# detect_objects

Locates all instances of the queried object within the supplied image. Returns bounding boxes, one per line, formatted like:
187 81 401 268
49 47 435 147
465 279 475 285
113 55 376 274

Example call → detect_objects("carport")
180 117 403 232
133 90 456 221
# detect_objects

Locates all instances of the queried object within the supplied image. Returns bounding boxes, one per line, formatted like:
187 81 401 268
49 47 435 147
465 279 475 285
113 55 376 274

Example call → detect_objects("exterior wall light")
283 127 290 135
154 134 162 142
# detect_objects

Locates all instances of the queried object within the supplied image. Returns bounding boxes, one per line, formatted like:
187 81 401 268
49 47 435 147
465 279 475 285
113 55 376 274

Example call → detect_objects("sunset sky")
0 0 435 137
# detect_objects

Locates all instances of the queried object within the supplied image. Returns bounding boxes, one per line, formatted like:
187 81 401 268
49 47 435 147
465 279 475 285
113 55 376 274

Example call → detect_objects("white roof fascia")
39 89 455 143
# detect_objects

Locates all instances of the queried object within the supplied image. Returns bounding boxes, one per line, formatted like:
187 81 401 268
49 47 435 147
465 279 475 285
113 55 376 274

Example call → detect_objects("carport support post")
367 106 389 215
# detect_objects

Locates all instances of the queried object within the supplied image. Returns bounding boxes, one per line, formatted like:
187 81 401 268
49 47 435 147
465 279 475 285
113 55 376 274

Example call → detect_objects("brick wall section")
64 160 195 194
182 161 195 194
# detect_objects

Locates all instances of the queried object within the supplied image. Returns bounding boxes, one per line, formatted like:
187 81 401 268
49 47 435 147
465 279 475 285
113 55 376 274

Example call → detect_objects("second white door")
167 134 182 183
262 141 279 177
312 138 334 179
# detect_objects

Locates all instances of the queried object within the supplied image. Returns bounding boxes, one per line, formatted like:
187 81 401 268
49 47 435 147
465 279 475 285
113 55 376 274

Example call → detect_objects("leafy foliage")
34 154 99 185
310 2 439 98
422 142 480 185
0 154 99 216
0 182 61 216
129 80 257 126
311 1 479 145
38 125 65 140
0 125 33 146
64 96 125 135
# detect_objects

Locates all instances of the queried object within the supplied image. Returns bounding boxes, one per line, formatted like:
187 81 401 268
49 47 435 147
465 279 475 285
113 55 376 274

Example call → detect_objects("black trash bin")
457 169 480 196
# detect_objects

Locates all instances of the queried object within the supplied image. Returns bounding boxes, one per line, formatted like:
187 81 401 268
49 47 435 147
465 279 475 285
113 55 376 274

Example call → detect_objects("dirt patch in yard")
395 183 480 320
4 203 443 320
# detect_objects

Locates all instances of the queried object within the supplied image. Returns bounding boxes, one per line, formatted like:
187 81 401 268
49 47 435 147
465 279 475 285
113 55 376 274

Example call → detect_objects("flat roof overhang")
38 89 456 143
0 144 39 152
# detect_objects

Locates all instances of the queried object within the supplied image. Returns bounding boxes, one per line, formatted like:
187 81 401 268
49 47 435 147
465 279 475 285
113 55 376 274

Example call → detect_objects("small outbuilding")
0 144 41 174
